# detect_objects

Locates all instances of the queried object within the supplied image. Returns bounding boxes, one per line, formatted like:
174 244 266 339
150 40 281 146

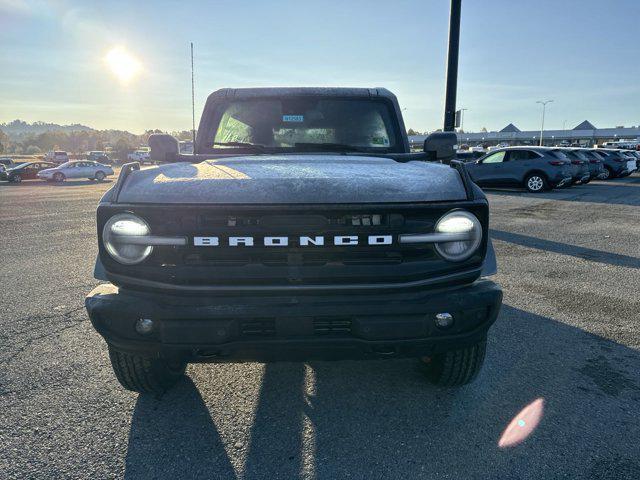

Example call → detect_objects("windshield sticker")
372 136 389 145
283 115 304 123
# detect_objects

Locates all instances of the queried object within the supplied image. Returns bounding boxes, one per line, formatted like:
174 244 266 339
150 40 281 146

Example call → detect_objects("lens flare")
498 397 545 448
104 46 142 84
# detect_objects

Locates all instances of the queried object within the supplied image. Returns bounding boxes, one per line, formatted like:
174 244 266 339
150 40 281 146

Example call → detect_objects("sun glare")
104 47 142 84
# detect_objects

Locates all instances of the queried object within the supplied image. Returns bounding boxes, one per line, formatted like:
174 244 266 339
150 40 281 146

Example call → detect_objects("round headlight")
102 213 153 264
434 210 482 262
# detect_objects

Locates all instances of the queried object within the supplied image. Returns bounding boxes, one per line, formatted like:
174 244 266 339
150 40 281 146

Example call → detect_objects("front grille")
99 202 488 289
175 210 436 270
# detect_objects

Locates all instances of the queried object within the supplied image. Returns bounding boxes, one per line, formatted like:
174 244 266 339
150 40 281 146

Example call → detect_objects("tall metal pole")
540 105 545 146
536 99 553 146
191 42 196 155
460 107 468 132
444 0 462 132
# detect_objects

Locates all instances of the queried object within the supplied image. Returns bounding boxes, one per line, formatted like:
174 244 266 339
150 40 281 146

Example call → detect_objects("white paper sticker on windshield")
283 115 304 122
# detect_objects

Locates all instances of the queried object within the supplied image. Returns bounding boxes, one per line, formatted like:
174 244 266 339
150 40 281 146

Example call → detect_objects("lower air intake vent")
313 318 352 335
241 319 276 337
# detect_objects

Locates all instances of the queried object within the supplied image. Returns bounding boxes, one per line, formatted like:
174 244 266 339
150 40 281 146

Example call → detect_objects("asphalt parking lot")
1 175 639 479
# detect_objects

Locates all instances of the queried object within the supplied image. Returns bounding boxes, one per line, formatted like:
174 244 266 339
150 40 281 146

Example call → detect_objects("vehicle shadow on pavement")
244 305 640 479
124 377 237 479
124 306 640 479
490 229 640 269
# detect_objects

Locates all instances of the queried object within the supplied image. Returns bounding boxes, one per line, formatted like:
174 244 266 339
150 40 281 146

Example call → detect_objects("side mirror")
423 132 457 164
149 134 179 162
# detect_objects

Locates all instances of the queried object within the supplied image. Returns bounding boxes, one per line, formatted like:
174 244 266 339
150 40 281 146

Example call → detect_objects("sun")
104 46 142 84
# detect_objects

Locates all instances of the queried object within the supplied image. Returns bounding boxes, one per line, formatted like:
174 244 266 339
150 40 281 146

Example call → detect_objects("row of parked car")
457 147 639 193
0 149 154 184
0 159 114 183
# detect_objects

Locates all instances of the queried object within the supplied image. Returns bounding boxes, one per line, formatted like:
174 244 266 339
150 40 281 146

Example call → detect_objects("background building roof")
573 120 597 130
500 123 521 133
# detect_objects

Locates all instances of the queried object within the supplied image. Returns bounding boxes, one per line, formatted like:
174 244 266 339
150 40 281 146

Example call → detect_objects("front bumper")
86 280 502 362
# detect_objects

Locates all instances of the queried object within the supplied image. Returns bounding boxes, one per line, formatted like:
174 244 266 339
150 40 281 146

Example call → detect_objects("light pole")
443 0 462 132
459 107 468 131
536 99 553 146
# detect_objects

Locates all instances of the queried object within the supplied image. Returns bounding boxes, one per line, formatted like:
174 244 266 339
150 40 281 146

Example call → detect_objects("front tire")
601 166 612 180
422 338 486 386
524 173 547 193
9 174 21 183
53 172 65 182
108 346 186 395
94 171 105 182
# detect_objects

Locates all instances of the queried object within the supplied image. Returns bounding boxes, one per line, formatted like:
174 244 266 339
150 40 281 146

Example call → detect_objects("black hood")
112 155 467 204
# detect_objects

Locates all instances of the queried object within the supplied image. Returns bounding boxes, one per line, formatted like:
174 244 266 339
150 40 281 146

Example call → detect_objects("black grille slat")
182 250 409 267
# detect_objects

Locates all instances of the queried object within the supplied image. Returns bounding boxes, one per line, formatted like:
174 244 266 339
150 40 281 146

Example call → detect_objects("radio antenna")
190 42 196 155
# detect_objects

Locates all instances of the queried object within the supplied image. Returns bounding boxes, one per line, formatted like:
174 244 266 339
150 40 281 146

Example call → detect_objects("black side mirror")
149 134 179 162
423 132 457 164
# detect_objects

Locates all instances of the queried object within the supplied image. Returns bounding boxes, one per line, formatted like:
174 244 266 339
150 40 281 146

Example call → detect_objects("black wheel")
108 346 186 395
583 177 591 184
422 338 486 386
601 167 612 180
94 171 106 182
53 172 65 182
524 173 547 193
9 174 21 183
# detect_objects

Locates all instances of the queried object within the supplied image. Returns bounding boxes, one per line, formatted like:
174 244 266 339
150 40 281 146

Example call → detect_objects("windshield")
9 162 28 169
210 97 399 152
57 162 72 168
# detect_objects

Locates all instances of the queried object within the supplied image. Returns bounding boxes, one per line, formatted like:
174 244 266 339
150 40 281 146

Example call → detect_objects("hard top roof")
206 87 397 101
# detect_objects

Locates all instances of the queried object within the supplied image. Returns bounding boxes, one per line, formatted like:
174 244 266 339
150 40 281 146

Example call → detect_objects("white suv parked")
127 150 151 163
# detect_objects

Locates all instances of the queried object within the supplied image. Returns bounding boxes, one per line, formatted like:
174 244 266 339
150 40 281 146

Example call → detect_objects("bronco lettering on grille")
193 235 393 247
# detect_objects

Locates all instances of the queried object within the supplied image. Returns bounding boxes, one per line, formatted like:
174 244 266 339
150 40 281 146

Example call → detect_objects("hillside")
0 120 191 156
0 120 94 139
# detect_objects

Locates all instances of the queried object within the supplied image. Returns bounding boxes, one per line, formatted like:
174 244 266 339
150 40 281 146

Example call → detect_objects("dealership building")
408 121 640 148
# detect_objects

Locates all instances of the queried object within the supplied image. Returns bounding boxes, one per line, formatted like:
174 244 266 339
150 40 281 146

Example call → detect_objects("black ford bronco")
85 87 502 394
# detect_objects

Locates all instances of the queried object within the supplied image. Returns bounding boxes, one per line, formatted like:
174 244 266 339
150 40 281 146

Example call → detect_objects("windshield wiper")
294 142 370 153
213 141 266 151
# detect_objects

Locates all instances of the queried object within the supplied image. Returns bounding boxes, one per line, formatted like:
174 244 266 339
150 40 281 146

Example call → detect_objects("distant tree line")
0 121 192 160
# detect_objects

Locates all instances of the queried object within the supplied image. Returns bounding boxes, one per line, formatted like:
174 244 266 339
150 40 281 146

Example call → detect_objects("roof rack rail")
449 159 476 201
112 162 140 203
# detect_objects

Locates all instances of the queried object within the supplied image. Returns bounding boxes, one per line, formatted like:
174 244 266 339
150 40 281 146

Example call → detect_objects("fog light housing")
135 318 154 335
434 312 454 329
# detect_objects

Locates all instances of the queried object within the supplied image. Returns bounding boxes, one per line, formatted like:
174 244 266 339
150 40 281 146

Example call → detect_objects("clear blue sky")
1 0 638 133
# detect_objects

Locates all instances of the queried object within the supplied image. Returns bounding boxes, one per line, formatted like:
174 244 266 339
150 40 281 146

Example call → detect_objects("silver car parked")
37 161 114 182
